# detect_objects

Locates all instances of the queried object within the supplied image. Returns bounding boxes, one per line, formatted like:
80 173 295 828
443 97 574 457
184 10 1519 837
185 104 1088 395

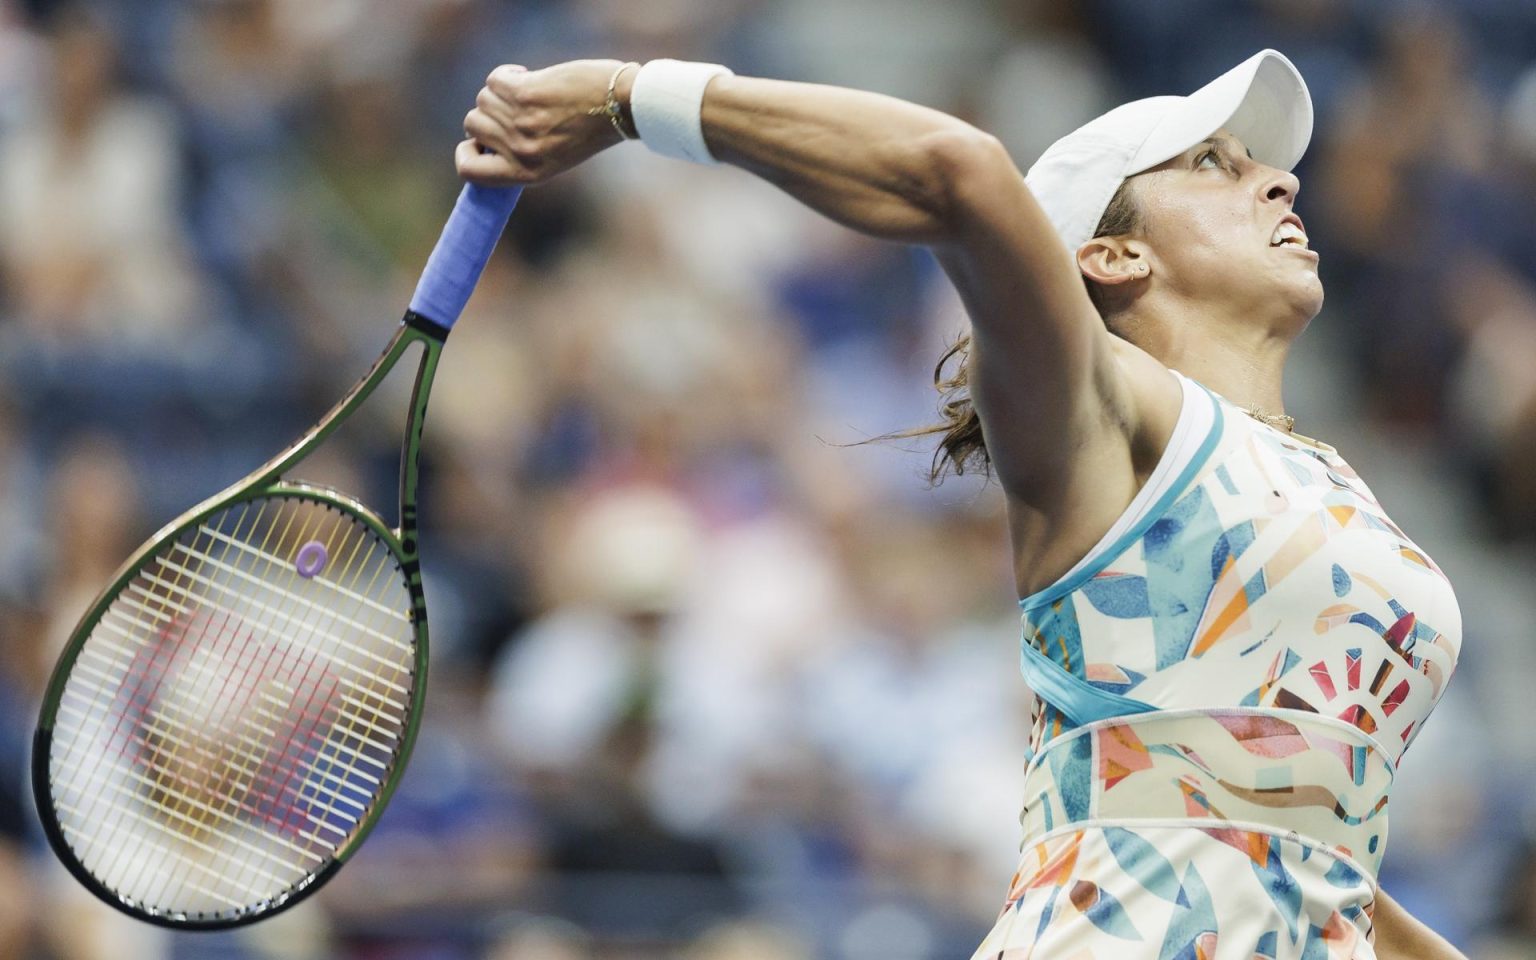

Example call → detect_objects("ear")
1077 237 1151 287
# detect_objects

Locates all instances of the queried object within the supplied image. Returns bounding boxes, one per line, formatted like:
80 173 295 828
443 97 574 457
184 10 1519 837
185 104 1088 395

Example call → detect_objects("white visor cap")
1023 49 1313 254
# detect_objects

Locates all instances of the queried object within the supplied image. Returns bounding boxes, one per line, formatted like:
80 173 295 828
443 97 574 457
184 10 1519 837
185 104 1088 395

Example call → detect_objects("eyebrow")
1199 135 1254 160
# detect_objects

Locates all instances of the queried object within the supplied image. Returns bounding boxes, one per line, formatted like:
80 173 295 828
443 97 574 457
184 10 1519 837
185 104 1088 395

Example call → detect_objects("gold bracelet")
588 61 639 139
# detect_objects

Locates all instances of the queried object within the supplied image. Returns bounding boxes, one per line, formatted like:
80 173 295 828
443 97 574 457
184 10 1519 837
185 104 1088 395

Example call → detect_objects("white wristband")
630 59 733 164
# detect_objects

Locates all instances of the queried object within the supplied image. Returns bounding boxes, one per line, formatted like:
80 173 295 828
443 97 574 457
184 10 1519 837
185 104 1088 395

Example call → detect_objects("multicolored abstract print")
975 381 1461 959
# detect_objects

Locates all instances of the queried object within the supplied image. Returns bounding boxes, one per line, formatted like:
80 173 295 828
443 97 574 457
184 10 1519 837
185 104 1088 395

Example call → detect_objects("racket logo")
109 605 347 850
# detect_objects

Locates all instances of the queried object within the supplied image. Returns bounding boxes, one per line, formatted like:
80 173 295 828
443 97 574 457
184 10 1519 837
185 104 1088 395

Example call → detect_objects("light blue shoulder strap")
1018 640 1157 726
1016 376 1229 727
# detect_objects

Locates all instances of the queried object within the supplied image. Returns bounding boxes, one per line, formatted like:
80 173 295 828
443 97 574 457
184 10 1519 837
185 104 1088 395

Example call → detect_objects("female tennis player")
457 51 1468 960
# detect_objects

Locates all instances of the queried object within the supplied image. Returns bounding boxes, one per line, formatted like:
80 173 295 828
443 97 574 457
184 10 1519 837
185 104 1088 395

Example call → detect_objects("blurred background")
1 0 1534 957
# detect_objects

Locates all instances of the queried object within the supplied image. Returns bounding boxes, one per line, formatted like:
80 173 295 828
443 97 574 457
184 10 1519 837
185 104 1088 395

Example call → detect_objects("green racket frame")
33 181 519 929
32 314 446 928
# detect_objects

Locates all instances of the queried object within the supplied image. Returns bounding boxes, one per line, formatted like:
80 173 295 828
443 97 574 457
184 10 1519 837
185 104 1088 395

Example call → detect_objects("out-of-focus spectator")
980 1 1113 166
1476 838 1536 960
754 0 1000 107
0 392 42 603
1314 8 1498 424
0 841 30 960
798 508 1024 913
486 486 705 776
169 0 311 286
485 915 594 960
683 919 810 960
1440 62 1536 540
0 0 43 133
486 483 719 835
36 859 170 960
577 0 755 63
35 433 143 669
0 5 203 349
1445 261 1536 538
646 511 851 831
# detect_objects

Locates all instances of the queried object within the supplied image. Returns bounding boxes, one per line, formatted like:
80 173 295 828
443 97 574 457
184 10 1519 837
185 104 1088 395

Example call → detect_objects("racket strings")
90 498 319 900
81 503 395 909
48 493 417 919
61 499 316 905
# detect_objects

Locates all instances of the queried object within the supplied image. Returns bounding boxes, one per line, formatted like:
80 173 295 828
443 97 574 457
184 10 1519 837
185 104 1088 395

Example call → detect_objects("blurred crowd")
1 0 1535 957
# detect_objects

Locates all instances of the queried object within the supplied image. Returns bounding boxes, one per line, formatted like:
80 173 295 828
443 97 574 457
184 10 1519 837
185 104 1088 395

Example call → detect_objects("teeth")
1270 221 1309 248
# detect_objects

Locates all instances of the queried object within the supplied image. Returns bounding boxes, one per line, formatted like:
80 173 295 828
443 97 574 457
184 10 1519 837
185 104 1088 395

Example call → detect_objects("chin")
1301 266 1325 309
1285 274 1325 332
1277 262 1327 322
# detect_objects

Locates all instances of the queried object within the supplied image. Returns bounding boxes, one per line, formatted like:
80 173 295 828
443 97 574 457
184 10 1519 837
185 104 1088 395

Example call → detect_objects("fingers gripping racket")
32 184 522 928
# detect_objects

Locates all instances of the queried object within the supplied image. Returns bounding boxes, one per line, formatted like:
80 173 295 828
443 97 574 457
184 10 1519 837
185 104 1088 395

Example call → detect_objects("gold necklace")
1243 407 1295 433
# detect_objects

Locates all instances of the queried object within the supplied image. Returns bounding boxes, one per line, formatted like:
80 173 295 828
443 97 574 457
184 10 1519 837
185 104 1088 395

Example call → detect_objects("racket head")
32 482 428 929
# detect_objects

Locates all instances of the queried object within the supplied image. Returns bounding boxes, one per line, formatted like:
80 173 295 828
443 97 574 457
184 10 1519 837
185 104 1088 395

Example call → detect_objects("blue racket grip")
407 183 523 331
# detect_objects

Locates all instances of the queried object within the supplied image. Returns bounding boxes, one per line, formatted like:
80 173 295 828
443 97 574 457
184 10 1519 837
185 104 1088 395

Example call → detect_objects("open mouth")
1269 216 1309 250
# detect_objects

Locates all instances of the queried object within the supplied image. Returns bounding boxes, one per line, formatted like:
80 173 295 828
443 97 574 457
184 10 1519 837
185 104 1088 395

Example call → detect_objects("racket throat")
395 313 446 558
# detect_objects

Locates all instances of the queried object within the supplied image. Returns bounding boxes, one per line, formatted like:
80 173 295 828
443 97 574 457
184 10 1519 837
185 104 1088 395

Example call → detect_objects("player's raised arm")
457 59 1137 504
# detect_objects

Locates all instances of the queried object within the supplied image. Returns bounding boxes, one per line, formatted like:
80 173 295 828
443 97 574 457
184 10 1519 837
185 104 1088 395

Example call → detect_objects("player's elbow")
917 127 1018 240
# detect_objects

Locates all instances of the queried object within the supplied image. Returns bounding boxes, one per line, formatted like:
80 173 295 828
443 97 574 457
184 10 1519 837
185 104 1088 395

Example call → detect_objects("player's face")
1131 131 1323 326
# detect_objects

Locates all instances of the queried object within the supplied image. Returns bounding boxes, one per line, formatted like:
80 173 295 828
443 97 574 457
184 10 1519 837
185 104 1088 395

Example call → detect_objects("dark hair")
905 179 1143 484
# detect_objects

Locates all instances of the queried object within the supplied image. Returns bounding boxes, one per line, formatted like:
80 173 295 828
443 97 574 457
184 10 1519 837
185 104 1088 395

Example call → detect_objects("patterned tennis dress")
971 373 1461 959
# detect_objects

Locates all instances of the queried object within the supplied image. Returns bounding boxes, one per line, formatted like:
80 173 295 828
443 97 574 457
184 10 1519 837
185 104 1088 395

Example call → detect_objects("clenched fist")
457 59 634 186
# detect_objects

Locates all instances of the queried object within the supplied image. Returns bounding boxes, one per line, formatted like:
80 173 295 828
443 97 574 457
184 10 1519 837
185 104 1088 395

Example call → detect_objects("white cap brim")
1129 49 1312 175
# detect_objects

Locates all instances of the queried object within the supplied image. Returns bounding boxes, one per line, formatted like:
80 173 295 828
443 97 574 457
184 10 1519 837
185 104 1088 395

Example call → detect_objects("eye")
1195 149 1222 170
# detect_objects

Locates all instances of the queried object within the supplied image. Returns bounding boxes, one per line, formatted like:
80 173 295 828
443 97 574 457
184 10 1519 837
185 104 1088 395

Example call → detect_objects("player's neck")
1172 339 1289 418
1125 301 1294 417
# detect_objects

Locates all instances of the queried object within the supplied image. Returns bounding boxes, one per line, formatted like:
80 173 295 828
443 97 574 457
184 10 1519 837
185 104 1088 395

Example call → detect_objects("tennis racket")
31 182 522 928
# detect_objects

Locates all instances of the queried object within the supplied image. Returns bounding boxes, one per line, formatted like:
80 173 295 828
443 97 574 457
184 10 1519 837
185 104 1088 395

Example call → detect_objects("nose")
1260 167 1301 205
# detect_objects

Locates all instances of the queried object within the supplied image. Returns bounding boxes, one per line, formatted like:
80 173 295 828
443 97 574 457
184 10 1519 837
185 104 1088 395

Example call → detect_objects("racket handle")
407 184 523 331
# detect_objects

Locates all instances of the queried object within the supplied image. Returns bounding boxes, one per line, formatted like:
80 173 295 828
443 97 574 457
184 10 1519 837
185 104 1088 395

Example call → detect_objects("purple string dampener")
295 541 328 579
